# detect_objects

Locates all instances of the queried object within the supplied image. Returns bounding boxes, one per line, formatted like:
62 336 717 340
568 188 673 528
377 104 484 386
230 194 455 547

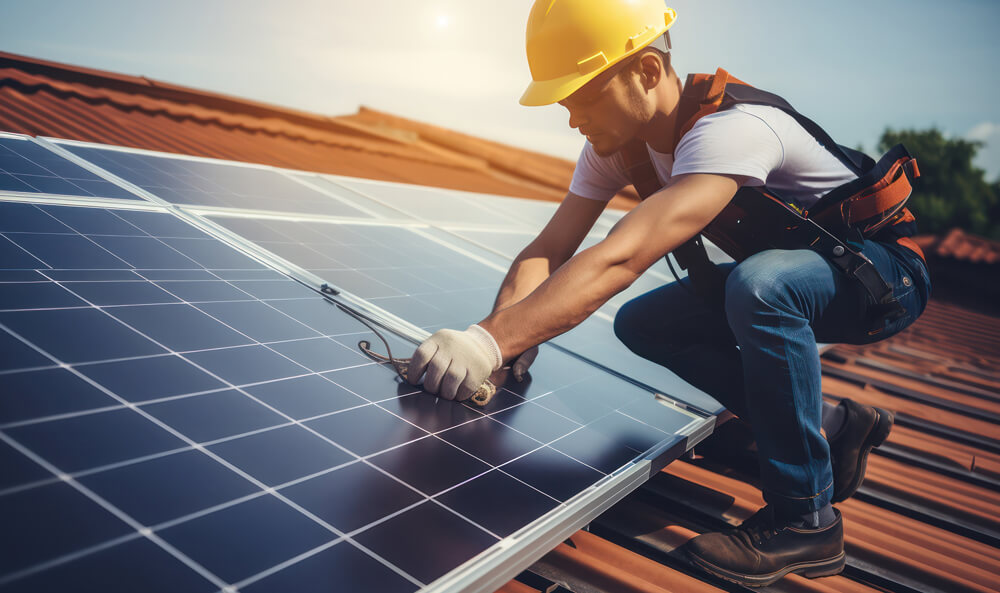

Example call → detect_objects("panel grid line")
2 301 621 589
0 218 562 586
0 320 429 590
0 429 230 590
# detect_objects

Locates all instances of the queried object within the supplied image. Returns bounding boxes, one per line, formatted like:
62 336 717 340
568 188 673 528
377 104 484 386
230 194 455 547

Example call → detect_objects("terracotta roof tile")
914 228 1000 265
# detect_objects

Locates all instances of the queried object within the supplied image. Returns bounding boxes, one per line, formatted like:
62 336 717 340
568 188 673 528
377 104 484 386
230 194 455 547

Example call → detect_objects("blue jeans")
614 240 930 514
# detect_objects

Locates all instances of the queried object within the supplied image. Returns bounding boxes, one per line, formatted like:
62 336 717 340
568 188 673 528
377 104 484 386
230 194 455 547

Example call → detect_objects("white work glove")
407 325 503 401
511 345 538 382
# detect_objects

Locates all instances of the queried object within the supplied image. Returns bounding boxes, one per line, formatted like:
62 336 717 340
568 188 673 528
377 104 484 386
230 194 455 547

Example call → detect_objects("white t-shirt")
568 103 857 209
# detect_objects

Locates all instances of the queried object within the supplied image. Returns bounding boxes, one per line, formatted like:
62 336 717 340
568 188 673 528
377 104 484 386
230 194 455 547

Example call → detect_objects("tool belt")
621 69 926 335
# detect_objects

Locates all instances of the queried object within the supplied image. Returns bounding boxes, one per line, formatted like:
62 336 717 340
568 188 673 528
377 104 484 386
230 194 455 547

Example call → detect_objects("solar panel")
0 198 709 592
50 140 377 218
0 135 141 201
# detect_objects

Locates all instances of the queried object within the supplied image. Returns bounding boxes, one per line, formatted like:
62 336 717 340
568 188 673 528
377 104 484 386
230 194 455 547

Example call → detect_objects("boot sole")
688 549 846 587
832 407 894 503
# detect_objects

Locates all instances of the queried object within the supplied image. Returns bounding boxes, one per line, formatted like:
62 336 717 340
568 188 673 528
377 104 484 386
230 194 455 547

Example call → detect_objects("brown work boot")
827 398 894 503
685 506 846 587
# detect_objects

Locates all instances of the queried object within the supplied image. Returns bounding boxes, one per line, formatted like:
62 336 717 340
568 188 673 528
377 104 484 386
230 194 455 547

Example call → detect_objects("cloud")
965 122 1000 180
966 122 999 142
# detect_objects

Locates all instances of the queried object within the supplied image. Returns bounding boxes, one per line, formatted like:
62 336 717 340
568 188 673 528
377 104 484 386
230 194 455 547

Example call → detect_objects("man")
406 0 930 586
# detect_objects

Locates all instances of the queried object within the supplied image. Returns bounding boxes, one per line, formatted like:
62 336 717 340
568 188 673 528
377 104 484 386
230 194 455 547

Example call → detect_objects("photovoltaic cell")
0 199 700 592
55 142 377 217
0 137 141 201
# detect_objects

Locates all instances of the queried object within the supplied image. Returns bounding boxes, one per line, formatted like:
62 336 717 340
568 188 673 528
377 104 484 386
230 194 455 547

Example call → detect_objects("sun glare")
436 13 451 29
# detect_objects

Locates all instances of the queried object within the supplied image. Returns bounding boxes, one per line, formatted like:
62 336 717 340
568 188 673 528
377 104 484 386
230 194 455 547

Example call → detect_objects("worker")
406 0 930 586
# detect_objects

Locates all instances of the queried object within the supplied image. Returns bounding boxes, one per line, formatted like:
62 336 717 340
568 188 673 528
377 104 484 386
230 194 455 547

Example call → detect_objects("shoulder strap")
620 68 738 200
673 68 748 147
620 139 660 199
717 83 874 175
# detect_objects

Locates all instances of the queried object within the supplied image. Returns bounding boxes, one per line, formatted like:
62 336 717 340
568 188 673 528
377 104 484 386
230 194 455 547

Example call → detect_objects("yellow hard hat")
520 0 677 106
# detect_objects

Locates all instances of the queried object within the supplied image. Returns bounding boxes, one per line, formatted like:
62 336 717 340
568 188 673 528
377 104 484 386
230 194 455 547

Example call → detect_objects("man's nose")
566 107 588 130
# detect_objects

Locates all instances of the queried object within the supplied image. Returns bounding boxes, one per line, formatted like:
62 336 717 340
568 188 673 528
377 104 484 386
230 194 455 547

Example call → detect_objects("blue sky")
2 0 998 178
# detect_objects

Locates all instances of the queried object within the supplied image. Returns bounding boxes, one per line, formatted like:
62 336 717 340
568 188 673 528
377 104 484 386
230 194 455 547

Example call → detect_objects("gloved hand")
407 325 503 401
511 345 538 382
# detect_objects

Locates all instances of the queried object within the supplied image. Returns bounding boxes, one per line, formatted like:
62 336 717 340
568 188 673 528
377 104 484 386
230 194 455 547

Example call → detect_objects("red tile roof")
2 50 998 593
0 50 641 209
916 228 1000 265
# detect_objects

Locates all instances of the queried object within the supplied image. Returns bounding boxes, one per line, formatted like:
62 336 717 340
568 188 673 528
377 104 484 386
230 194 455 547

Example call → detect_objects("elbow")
591 246 645 300
596 240 646 289
611 259 644 293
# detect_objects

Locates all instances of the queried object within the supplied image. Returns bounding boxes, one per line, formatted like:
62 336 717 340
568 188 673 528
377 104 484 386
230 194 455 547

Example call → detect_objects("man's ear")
636 52 662 91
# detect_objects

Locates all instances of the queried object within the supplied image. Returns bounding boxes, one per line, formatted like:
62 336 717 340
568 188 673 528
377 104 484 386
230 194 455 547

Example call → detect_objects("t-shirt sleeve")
568 142 630 202
671 105 785 186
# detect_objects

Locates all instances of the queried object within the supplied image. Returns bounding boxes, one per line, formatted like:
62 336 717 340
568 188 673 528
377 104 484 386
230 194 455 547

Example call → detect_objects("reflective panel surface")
55 142 375 217
0 137 141 201
0 200 702 592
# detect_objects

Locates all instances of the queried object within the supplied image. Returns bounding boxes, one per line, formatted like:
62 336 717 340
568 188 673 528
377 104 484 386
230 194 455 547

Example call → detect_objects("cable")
665 252 698 298
329 300 496 406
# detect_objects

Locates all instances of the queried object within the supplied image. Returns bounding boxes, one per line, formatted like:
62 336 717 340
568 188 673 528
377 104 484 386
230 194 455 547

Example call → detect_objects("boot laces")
737 506 781 547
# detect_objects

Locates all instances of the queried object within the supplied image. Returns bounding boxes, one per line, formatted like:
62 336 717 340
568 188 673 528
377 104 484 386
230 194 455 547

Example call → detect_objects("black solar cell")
240 541 415 593
1 537 219 593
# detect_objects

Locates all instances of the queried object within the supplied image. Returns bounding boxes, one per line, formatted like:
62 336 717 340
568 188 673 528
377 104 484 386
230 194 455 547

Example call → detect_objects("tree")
878 128 999 239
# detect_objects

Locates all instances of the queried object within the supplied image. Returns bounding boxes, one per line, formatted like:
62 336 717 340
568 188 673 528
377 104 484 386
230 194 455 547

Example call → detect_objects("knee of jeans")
724 252 794 323
613 299 643 347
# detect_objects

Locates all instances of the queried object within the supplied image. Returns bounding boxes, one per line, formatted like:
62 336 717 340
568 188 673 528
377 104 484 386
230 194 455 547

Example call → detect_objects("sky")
2 0 998 179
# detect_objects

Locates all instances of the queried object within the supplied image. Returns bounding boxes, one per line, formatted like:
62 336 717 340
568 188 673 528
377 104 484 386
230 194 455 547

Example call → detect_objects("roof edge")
0 50 349 133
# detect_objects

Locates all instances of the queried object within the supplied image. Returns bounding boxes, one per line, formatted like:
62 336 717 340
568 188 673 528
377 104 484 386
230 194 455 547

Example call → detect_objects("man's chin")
588 137 619 157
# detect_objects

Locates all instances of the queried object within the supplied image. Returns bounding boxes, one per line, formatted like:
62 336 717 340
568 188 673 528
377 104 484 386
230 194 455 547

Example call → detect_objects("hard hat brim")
519 70 601 106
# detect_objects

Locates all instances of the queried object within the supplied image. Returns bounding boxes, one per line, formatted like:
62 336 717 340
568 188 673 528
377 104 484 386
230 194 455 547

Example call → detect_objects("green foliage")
877 128 1000 239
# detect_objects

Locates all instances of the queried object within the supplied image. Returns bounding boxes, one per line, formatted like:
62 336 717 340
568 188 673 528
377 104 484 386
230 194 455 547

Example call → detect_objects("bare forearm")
480 175 742 361
481 245 637 360
492 249 566 313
